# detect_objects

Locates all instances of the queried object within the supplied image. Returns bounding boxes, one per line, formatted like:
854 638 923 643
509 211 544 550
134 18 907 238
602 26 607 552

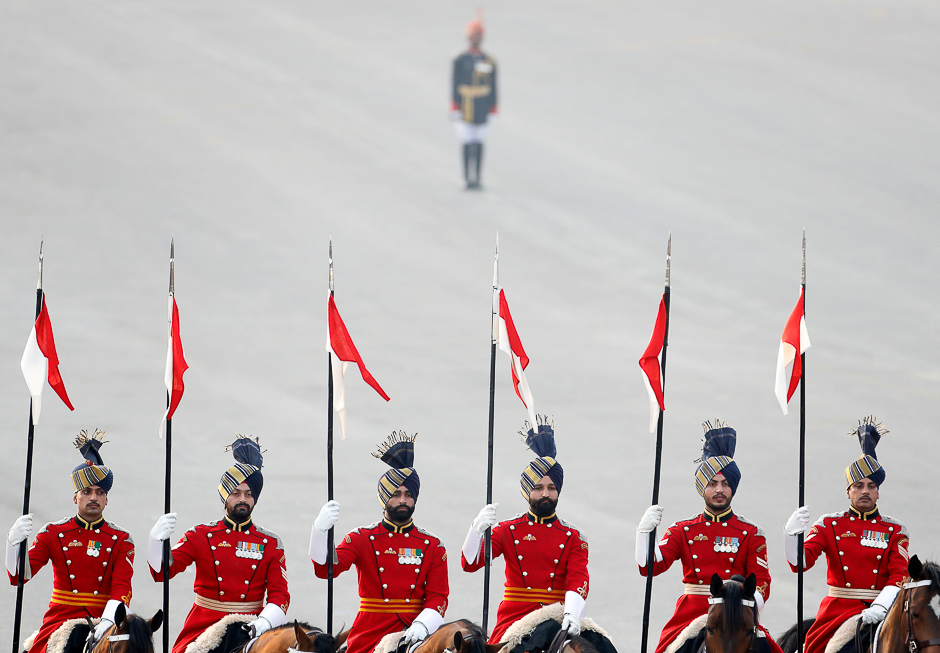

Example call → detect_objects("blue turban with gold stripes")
844 417 887 488
218 435 264 503
71 430 113 493
373 432 420 507
694 420 740 497
519 417 564 499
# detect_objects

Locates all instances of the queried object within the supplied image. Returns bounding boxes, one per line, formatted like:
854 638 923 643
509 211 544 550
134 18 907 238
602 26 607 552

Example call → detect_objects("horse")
247 621 349 653
84 603 163 653
778 556 940 653
409 619 600 653
703 573 761 653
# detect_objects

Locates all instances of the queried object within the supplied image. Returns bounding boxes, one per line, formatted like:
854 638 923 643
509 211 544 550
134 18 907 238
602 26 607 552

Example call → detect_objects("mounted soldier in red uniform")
461 418 613 653
148 435 290 653
636 420 782 653
6 430 135 653
310 432 449 653
782 418 910 653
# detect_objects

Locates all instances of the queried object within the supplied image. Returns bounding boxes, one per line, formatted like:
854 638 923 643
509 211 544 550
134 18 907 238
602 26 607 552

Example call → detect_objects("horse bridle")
84 625 130 653
705 596 759 653
902 579 940 653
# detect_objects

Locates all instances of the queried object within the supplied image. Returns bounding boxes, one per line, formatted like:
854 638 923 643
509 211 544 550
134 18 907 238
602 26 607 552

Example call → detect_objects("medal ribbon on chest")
236 541 265 560
86 541 102 557
398 548 423 565
713 536 739 554
861 530 888 549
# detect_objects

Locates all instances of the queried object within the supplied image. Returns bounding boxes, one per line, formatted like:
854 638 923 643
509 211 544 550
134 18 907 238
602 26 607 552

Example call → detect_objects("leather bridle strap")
903 580 940 651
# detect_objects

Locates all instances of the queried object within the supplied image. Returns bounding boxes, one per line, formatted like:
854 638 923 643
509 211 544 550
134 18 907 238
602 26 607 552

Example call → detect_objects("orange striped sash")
503 587 565 604
359 598 424 614
51 589 108 609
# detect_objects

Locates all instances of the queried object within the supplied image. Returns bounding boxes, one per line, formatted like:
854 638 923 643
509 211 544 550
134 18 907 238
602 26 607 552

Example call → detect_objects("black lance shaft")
483 338 497 632
639 285 670 653
797 289 806 646
163 411 172 653
327 351 335 634
12 286 44 653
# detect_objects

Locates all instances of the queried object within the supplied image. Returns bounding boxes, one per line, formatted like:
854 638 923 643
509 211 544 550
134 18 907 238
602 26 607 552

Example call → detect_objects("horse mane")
719 579 746 636
123 615 156 653
453 620 488 653
922 561 940 591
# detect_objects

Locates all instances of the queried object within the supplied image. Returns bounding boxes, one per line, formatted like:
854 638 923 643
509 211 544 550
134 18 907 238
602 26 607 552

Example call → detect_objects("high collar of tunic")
526 511 558 525
74 515 105 530
848 506 880 521
702 508 734 523
222 515 253 532
382 518 414 534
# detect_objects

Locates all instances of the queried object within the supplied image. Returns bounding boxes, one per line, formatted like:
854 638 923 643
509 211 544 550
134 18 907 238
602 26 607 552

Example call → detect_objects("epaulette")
677 513 702 526
253 524 285 552
814 511 846 528
413 525 443 545
37 516 73 536
732 514 766 538
364 520 383 531
105 521 135 545
878 514 909 538
557 517 588 544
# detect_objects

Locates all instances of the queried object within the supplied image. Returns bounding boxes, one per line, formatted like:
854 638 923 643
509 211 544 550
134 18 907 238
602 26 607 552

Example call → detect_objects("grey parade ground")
2 3 939 653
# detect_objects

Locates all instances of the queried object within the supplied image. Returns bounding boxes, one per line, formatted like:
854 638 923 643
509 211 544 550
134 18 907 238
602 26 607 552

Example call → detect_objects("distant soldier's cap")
694 420 741 497
465 10 484 37
845 417 887 488
373 431 420 507
218 434 264 503
71 429 113 493
519 415 564 499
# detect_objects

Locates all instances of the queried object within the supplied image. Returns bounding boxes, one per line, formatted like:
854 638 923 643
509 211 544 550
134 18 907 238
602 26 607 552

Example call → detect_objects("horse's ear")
744 573 757 597
294 622 311 649
710 573 723 597
336 629 351 647
909 555 924 580
149 610 164 634
454 632 465 651
113 602 127 629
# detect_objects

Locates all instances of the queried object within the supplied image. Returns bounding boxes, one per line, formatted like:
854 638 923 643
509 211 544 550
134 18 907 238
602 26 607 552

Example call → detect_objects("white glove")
785 507 811 536
407 609 445 646
638 505 663 533
313 501 340 533
561 613 580 636
151 513 177 541
93 619 114 640
8 515 33 546
860 603 888 625
93 600 123 640
562 591 585 636
472 504 498 534
403 620 429 646
249 604 287 638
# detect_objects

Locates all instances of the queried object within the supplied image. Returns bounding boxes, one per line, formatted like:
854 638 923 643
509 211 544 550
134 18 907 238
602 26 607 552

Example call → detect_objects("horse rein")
902 579 940 653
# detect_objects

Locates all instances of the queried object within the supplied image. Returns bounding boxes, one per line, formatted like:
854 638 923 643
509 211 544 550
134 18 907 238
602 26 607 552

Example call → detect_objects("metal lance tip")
665 232 672 288
329 238 334 293
169 238 176 295
37 238 44 290
801 229 806 286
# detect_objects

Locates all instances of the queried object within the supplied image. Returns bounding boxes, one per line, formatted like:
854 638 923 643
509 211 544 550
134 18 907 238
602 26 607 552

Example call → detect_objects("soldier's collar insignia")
222 515 252 532
849 506 879 520
702 508 734 523
382 518 414 534
526 511 557 525
74 515 105 530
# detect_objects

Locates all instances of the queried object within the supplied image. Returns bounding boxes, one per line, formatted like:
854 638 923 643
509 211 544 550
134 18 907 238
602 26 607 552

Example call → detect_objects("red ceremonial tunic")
639 509 781 653
793 507 910 653
313 519 449 653
151 517 290 653
8 516 134 653
461 512 589 645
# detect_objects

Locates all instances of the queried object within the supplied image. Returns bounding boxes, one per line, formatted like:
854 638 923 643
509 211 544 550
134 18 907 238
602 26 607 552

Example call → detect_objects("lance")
639 234 671 653
11 240 45 653
162 239 175 653
482 235 499 632
797 230 806 647
326 240 335 634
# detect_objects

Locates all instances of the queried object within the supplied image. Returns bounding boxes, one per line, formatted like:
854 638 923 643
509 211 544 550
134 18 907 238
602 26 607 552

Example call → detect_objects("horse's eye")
706 627 714 635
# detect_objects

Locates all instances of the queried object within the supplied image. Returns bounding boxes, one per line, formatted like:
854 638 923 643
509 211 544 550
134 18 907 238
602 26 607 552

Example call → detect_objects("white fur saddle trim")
184 613 254 653
824 615 862 653
22 629 40 652
497 603 610 652
44 618 100 653
374 631 405 653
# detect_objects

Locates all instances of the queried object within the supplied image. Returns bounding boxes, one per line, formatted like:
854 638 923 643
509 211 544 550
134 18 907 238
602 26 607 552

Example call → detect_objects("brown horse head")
87 608 163 653
875 556 940 653
253 622 349 653
705 573 759 653
410 620 500 653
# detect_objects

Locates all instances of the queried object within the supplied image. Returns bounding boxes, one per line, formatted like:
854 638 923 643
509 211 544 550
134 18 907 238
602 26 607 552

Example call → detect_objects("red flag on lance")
639 295 667 433
326 293 390 439
160 295 188 437
775 287 810 415
21 296 74 424
496 288 537 427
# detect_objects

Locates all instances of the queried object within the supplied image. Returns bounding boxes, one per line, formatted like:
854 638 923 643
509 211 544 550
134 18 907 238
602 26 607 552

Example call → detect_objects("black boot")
473 142 484 188
463 144 472 188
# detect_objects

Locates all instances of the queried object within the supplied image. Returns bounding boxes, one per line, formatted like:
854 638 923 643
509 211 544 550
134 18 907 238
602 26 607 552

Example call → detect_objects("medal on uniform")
714 537 739 554
86 541 102 557
861 530 888 549
236 541 264 560
398 547 423 565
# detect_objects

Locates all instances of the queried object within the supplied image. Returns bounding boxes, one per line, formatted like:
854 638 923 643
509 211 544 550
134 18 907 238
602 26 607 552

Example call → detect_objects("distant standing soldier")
452 11 497 190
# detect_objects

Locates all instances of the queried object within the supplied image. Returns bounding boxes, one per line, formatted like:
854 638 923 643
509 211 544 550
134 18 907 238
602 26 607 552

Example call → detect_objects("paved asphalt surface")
2 1 939 650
